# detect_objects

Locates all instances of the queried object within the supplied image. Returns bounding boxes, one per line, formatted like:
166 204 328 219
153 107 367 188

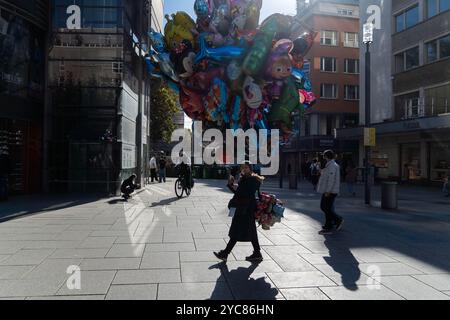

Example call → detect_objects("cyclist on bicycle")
175 152 193 189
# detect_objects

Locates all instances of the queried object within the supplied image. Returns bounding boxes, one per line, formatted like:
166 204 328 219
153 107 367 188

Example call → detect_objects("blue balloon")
292 68 312 92
148 29 166 53
196 34 246 64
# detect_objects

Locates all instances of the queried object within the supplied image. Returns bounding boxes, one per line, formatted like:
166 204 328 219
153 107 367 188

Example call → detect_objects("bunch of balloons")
145 0 317 141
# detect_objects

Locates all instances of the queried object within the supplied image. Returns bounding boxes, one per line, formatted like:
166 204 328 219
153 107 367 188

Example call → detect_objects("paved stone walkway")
0 179 449 300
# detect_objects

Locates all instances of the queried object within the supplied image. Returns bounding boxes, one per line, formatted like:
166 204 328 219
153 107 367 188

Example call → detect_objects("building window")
344 59 360 74
321 84 338 99
425 34 450 63
395 5 419 32
343 32 359 48
427 0 450 18
321 30 338 46
338 8 353 16
395 92 422 120
395 46 420 72
425 83 450 116
320 57 337 72
344 85 359 100
112 62 123 74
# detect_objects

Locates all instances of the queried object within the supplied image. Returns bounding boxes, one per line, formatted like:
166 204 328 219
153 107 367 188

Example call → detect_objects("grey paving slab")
158 282 233 300
181 262 224 283
24 259 81 282
113 269 181 285
392 255 450 274
79 237 117 249
106 244 146 258
90 230 134 237
144 243 196 253
27 295 105 300
50 248 109 259
163 232 194 243
320 285 404 300
300 253 365 265
180 251 236 263
267 271 336 289
0 249 54 266
0 255 10 263
140 252 180 269
193 231 229 239
0 244 26 255
106 284 157 300
80 258 141 271
412 274 450 291
114 235 163 244
195 238 228 251
379 276 450 300
264 234 299 246
266 252 316 272
349 249 398 263
20 241 82 250
53 231 93 241
281 288 330 300
0 266 34 280
359 262 424 276
56 271 116 296
0 277 65 298
225 260 284 274
314 263 378 288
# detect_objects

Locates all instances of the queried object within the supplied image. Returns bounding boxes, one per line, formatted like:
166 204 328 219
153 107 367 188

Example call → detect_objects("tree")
150 81 180 144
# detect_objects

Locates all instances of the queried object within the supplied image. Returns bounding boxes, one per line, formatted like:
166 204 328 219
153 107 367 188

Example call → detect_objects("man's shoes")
319 229 334 235
335 219 345 231
214 251 228 262
246 252 263 263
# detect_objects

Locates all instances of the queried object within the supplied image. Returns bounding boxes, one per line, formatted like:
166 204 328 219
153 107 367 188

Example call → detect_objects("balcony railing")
395 97 450 120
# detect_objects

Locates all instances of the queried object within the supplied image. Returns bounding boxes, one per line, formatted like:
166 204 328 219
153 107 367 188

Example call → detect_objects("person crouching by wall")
121 175 138 200
214 162 265 263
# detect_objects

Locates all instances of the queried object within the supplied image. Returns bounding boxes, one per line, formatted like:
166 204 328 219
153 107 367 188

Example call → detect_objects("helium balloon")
265 39 294 99
196 34 245 63
204 78 230 124
243 76 263 110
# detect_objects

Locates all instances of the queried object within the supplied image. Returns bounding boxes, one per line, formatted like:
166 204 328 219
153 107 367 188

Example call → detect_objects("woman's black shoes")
214 251 228 262
246 252 263 263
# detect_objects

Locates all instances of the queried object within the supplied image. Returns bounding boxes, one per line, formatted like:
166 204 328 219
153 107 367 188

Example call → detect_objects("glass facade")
0 1 47 194
49 0 149 193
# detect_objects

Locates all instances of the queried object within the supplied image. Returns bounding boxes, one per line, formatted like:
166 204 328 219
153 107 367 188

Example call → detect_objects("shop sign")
364 128 376 147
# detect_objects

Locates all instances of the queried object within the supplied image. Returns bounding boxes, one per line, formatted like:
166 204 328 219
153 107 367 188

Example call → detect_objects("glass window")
395 13 405 32
345 59 359 73
439 34 450 59
440 0 450 12
321 31 337 46
344 32 359 48
427 0 438 18
344 85 359 100
405 5 419 28
321 84 338 99
395 53 405 72
321 57 337 72
405 47 419 69
426 40 438 62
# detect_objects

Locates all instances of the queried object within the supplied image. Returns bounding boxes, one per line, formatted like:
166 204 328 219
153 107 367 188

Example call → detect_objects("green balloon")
269 77 304 129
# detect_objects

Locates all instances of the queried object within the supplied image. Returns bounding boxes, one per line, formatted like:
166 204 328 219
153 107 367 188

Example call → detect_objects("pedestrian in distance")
121 174 138 200
310 159 321 191
317 150 344 235
214 162 265 263
149 155 158 183
158 152 167 183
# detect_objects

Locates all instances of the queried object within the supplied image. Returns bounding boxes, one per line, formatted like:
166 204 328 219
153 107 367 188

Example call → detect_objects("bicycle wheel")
175 179 184 198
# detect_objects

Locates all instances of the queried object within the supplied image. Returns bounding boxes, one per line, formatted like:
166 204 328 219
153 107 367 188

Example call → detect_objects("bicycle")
175 169 192 199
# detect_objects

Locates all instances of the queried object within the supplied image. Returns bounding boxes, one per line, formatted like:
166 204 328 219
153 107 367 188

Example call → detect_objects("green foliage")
150 82 179 144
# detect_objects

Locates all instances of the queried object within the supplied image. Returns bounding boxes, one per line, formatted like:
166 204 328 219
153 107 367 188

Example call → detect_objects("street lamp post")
363 23 373 206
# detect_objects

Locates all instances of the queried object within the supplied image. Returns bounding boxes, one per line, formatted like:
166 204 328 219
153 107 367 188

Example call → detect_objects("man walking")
158 152 167 183
149 155 158 183
317 150 344 235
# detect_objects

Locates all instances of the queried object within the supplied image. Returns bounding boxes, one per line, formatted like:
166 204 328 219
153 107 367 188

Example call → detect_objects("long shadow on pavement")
209 262 279 300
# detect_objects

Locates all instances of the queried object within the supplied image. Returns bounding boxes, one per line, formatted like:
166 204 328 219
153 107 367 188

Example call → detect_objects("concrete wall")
359 0 393 124
151 0 164 33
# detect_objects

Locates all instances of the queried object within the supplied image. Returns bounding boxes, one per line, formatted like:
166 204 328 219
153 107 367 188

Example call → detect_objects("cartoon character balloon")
266 39 294 99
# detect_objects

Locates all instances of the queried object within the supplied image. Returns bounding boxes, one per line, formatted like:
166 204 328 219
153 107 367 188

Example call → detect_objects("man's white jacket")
317 160 341 195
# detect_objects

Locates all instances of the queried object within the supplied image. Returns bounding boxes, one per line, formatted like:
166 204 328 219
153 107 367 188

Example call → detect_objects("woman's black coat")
228 175 261 242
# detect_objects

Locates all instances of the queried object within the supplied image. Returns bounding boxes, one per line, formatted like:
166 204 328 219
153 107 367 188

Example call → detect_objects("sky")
163 0 298 128
164 0 298 27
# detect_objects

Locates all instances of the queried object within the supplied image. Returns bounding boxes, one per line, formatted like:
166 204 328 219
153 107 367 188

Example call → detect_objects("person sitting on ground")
121 174 138 200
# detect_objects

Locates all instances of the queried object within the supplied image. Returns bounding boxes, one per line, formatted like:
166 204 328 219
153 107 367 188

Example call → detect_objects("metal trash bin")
381 182 398 210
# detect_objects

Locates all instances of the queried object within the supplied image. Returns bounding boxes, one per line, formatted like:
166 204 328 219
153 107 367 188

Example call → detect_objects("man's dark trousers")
321 193 342 230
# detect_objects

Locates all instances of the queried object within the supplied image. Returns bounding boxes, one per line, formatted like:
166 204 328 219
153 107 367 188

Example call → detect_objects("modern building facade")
339 0 450 185
283 0 360 179
0 0 48 195
46 0 156 193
